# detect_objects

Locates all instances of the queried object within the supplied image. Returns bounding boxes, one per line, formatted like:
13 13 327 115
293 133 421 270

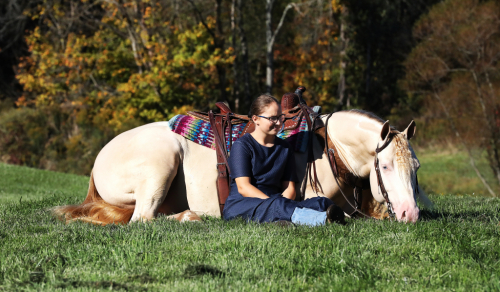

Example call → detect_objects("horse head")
369 120 420 223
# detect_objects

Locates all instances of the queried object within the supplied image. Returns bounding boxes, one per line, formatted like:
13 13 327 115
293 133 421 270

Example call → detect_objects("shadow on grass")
55 280 140 291
184 264 225 278
419 209 499 222
14 273 145 292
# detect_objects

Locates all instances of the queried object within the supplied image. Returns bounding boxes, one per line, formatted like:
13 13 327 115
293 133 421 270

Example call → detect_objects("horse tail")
51 171 134 225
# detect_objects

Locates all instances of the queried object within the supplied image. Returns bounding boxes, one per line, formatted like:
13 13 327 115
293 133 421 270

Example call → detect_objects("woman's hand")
281 181 296 200
235 177 269 199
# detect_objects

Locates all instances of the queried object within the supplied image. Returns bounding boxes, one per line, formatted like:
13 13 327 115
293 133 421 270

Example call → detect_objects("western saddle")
186 86 314 215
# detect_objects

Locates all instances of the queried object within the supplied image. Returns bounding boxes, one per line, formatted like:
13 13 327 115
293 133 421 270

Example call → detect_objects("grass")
0 153 499 291
0 163 88 204
416 147 500 196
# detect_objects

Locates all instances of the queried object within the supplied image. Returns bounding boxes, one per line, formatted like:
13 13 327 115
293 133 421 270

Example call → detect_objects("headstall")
312 112 398 219
374 140 396 219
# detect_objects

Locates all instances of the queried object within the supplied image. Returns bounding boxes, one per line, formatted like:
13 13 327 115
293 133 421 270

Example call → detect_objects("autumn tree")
3 0 233 173
0 0 447 174
403 0 500 195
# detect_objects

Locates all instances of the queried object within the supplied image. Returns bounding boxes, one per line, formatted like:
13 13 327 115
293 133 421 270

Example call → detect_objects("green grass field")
0 151 499 291
416 147 500 196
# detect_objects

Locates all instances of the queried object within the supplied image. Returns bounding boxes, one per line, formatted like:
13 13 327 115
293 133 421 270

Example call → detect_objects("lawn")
416 147 500 196
0 154 499 291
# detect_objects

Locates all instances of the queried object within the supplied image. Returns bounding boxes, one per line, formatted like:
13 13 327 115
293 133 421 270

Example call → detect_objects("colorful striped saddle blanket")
168 114 310 153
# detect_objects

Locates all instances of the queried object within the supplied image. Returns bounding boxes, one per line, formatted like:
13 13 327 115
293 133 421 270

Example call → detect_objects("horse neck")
323 112 383 178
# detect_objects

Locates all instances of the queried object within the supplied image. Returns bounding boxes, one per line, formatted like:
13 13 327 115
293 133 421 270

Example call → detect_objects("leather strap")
208 111 231 215
374 150 395 218
323 113 373 218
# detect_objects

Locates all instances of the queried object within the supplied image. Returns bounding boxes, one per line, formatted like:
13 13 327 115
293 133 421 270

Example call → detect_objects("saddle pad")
168 114 309 153
168 114 246 152
277 116 309 153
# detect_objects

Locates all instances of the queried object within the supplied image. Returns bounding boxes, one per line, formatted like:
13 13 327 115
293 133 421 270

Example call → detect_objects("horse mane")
345 109 386 125
392 134 419 189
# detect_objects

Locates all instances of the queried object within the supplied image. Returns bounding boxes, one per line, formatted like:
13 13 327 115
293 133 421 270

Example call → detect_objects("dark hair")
248 94 279 117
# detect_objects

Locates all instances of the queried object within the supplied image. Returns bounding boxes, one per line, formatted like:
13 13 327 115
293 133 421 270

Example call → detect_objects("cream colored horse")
53 110 432 224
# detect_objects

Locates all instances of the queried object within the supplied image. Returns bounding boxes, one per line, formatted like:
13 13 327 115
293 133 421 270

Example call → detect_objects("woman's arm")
235 177 269 199
281 181 296 200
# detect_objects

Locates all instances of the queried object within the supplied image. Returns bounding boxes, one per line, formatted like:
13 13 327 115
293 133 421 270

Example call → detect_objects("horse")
52 109 432 225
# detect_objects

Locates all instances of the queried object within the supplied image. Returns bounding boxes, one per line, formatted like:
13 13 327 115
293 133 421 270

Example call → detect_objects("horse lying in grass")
53 109 432 225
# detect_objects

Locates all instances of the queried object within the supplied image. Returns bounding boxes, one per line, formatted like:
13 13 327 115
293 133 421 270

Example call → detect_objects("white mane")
393 134 420 190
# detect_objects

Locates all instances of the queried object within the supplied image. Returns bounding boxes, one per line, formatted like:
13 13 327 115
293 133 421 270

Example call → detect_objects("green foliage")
0 0 483 176
0 108 48 167
0 163 499 291
2 0 236 174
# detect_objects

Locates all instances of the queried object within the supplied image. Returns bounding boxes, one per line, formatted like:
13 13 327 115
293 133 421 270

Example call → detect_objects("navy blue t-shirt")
228 134 297 197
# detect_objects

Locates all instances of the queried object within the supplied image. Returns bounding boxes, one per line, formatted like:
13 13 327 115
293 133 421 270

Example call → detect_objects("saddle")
186 87 312 214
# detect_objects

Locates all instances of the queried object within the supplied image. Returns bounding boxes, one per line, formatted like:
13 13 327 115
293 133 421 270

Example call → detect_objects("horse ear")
380 120 390 141
402 120 416 140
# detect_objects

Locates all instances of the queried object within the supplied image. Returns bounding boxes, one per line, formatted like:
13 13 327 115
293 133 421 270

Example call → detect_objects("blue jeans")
291 207 327 226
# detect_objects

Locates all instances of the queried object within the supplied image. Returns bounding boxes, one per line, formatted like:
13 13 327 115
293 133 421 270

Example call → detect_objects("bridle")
320 112 397 219
294 87 420 220
373 139 396 219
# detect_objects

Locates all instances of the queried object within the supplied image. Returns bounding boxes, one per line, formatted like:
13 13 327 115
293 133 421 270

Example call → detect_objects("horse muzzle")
393 201 419 223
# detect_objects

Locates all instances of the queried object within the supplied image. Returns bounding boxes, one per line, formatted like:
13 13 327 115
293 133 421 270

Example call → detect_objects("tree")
340 0 441 118
6 0 233 173
0 0 31 104
403 0 500 196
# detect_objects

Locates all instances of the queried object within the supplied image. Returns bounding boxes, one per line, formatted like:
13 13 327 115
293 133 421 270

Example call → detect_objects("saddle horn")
295 86 307 105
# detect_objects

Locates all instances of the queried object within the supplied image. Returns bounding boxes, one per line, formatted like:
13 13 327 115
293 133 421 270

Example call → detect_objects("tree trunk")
231 0 240 111
215 0 227 101
265 0 274 95
265 1 294 95
482 70 500 186
238 0 251 110
335 5 348 111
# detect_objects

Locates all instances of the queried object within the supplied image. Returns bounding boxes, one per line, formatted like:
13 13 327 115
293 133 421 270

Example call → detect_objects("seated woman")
223 94 345 226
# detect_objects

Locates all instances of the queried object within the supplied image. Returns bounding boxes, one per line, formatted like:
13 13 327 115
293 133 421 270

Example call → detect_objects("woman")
223 94 345 226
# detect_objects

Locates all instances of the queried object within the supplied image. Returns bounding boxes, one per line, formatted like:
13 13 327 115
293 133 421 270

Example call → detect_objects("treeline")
0 0 499 194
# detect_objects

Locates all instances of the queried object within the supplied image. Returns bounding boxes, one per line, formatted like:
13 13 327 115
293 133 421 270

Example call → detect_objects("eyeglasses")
257 114 285 124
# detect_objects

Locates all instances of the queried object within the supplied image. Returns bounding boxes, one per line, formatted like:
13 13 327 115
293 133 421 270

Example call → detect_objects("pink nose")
394 202 419 223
